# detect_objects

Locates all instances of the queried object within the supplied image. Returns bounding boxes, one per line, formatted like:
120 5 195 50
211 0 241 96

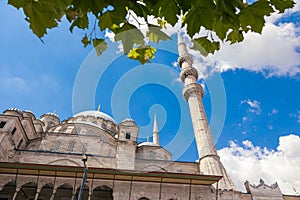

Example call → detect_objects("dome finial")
97 105 101 112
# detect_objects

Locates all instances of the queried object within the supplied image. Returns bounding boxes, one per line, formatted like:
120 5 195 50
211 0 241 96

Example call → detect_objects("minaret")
177 33 236 190
153 114 160 145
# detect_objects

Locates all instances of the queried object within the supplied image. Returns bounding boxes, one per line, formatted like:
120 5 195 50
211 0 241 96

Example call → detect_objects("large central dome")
74 110 117 124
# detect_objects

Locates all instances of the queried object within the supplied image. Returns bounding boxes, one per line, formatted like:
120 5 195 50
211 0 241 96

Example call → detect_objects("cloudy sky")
0 0 300 195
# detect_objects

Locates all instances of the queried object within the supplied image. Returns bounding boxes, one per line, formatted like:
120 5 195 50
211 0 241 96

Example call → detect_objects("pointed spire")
178 32 184 45
153 114 158 133
177 32 188 56
97 105 101 112
177 32 193 69
153 114 160 145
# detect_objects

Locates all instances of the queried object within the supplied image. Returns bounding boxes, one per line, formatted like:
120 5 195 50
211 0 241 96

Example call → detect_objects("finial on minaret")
153 114 160 145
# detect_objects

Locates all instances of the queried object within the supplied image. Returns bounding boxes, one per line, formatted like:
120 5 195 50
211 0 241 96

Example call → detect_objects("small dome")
40 112 60 120
121 118 135 123
138 142 159 147
120 118 137 126
74 110 117 124
6 108 24 115
45 112 59 118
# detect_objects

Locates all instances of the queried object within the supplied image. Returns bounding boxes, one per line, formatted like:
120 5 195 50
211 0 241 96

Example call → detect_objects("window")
82 143 88 153
67 141 76 151
11 127 16 136
54 141 61 151
125 133 131 140
0 121 6 128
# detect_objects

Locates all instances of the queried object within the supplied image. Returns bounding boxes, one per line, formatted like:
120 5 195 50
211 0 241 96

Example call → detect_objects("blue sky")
1 1 300 194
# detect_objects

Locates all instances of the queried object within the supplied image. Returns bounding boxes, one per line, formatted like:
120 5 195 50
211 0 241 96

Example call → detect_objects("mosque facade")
0 36 299 200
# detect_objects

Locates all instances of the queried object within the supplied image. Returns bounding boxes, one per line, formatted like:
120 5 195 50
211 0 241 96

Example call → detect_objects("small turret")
40 112 60 131
116 118 139 170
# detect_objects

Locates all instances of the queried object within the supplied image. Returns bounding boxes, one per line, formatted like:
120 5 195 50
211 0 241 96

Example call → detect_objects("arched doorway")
38 183 54 200
53 183 73 199
91 185 113 200
138 197 150 200
0 181 16 199
75 184 89 200
15 182 37 200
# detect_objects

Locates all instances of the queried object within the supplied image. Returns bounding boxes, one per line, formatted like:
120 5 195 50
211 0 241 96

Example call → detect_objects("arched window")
138 197 150 200
92 185 113 200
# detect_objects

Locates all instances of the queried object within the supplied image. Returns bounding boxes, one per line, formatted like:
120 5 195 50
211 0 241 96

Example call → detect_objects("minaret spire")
153 114 160 145
177 33 236 190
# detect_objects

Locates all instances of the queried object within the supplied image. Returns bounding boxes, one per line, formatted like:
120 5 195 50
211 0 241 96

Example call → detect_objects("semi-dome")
74 110 117 124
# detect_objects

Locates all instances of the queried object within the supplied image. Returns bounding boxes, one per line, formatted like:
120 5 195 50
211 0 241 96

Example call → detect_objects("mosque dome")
74 110 117 124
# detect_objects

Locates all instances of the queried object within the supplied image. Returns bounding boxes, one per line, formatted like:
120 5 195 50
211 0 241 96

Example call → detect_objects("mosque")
0 36 299 200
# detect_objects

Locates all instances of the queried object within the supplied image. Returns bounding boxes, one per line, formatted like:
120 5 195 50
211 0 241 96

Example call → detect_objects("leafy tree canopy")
8 0 295 64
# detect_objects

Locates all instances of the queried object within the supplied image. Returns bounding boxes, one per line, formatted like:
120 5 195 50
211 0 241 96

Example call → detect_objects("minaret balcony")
180 67 199 82
182 83 204 100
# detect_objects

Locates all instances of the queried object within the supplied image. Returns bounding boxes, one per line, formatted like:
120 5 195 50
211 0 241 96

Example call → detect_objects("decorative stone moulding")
182 83 204 100
180 67 199 82
178 54 193 67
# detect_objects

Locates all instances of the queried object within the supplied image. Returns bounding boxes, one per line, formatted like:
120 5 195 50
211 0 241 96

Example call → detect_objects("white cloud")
268 108 279 116
182 3 300 78
218 134 300 195
0 76 30 94
209 22 300 77
104 30 115 42
172 61 178 68
267 124 273 130
290 111 300 123
241 99 261 115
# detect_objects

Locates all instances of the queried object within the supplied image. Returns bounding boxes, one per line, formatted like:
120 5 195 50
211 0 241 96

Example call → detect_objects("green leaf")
127 1 149 19
23 1 58 38
270 0 295 13
239 0 273 33
153 0 180 25
192 37 220 56
93 38 107 56
98 11 124 31
226 29 244 43
147 26 171 44
184 5 216 37
114 23 144 54
177 0 192 13
81 34 90 47
70 14 88 32
213 13 237 40
8 0 31 9
128 46 156 65
71 0 107 16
